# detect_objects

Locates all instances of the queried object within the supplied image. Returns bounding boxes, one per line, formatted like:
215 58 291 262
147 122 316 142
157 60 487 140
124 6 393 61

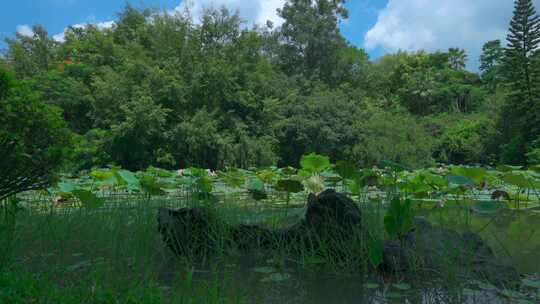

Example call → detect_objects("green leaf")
72 190 104 209
364 283 379 289
248 179 265 191
256 170 276 184
445 175 474 186
392 283 411 291
497 165 522 172
218 170 245 188
276 179 304 193
451 166 486 184
334 160 357 179
139 174 165 196
472 200 503 214
252 266 275 274
117 169 139 186
368 239 383 267
384 197 414 238
196 176 213 193
380 160 410 172
522 278 540 289
261 273 290 283
57 181 77 193
384 214 399 238
300 153 330 174
346 179 361 195
503 173 533 188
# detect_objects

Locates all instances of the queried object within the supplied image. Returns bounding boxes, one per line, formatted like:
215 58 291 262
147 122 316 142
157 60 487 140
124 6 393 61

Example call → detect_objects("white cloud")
364 0 540 69
174 0 285 27
53 21 115 42
16 24 34 37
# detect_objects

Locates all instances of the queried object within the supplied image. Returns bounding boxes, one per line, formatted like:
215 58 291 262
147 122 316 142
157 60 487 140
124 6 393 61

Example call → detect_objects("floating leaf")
117 169 139 186
497 165 522 172
499 289 525 299
218 170 245 188
462 288 479 297
477 282 497 291
139 174 165 196
380 160 409 172
248 179 265 192
445 175 474 186
253 266 275 274
451 166 487 184
261 273 290 283
364 283 379 289
392 283 411 291
522 278 540 289
57 181 77 193
472 200 504 215
256 170 276 184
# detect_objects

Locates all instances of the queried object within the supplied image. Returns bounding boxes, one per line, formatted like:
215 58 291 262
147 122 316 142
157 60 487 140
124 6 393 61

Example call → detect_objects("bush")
0 68 73 200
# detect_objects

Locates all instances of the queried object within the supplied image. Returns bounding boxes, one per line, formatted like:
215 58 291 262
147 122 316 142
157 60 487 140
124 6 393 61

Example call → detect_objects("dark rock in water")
157 189 363 258
491 190 510 201
305 189 362 230
381 217 520 287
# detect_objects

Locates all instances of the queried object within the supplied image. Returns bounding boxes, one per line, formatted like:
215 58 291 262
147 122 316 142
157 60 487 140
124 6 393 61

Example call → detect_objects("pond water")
157 204 540 304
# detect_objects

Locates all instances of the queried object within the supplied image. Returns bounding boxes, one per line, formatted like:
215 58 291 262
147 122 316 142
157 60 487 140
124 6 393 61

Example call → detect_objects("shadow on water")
159 255 515 304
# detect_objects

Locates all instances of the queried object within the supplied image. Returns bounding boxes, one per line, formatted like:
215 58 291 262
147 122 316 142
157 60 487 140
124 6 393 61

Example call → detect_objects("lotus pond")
2 156 540 303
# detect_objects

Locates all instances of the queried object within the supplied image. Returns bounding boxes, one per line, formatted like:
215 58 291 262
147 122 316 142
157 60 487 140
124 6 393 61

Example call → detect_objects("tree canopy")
1 0 539 173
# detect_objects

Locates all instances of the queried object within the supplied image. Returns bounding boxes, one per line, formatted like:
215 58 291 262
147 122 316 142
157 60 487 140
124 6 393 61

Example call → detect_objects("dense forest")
1 0 540 173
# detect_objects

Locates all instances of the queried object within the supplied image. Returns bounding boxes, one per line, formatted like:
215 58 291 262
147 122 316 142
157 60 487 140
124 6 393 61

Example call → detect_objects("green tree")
500 0 540 163
448 48 467 70
6 25 56 78
278 0 349 86
0 67 72 200
108 87 171 170
351 108 434 168
479 40 505 91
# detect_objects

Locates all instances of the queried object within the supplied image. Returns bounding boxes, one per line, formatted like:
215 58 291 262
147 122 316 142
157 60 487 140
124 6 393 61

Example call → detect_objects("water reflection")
168 206 540 304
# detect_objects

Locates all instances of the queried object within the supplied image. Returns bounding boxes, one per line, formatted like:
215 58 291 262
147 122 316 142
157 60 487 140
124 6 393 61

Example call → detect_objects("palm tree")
448 48 467 70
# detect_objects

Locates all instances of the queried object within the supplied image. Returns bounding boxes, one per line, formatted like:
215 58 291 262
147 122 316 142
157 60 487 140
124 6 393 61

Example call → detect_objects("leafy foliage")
384 197 415 240
0 67 73 200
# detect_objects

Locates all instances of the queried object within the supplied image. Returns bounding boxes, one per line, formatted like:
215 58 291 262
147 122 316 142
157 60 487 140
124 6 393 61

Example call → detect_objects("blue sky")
1 0 539 69
0 0 384 61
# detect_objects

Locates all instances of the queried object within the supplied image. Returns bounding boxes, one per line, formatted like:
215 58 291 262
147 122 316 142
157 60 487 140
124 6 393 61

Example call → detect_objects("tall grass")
2 193 538 303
